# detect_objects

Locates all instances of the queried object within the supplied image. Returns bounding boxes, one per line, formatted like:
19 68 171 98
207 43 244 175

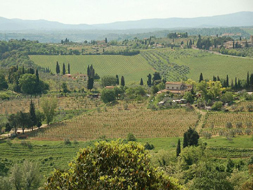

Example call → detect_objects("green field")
242 28 253 35
30 54 155 84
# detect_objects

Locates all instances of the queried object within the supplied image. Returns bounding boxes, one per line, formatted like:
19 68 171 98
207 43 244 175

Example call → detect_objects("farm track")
193 107 207 133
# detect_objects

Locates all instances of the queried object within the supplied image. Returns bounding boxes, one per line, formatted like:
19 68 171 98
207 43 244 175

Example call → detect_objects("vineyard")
29 108 199 141
30 54 154 84
201 112 253 135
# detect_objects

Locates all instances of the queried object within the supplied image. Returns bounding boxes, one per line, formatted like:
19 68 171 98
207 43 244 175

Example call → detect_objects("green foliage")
61 82 70 94
144 142 155 150
127 133 136 141
221 91 234 103
0 92 10 100
101 89 116 103
0 74 8 90
211 101 223 111
183 127 199 148
183 92 194 104
40 97 58 125
45 141 182 190
101 75 117 87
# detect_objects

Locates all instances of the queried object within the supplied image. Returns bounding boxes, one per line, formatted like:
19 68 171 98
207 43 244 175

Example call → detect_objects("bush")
127 133 136 141
226 122 233 129
64 139 71 145
144 142 155 150
45 141 182 190
211 101 223 111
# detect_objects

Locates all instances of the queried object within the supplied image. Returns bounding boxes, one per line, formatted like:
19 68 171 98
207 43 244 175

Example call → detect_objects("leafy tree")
120 76 125 86
29 100 37 130
211 101 223 111
40 97 58 125
153 72 161 84
221 91 233 103
35 110 45 128
101 89 116 103
183 91 194 104
7 114 19 134
17 111 32 134
199 73 203 82
45 141 182 190
176 139 181 157
183 127 199 148
101 76 117 87
140 78 143 85
19 74 37 94
0 74 8 90
8 160 41 190
61 82 70 95
62 63 66 75
127 133 136 141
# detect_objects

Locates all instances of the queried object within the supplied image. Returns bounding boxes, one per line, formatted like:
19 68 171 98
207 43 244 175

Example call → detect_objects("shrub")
127 133 136 141
245 129 252 135
246 122 252 128
246 104 253 112
64 139 71 145
226 122 233 129
45 141 182 190
236 122 242 129
211 101 223 111
144 142 155 150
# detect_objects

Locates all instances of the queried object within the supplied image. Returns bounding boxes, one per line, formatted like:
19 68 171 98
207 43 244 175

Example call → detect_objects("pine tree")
199 73 203 82
62 63 66 75
140 78 143 85
121 76 125 86
29 100 36 131
68 63 70 74
226 75 229 87
116 75 119 85
176 139 181 157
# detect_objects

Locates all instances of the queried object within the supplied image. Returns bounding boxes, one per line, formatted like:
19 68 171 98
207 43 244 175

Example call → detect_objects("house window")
167 87 169 89
172 87 174 89
176 87 178 89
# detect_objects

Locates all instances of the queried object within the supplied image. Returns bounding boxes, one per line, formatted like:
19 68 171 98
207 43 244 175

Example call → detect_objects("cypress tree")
235 77 238 89
29 100 36 131
68 63 70 74
35 69 39 83
62 63 66 75
247 72 250 88
56 61 60 74
140 78 143 85
87 65 95 91
121 76 125 86
226 75 229 87
217 76 220 81
116 75 119 85
199 73 203 82
250 74 253 90
176 139 181 157
147 74 152 86
87 65 90 76
231 79 234 88
22 66 25 74
213 76 217 81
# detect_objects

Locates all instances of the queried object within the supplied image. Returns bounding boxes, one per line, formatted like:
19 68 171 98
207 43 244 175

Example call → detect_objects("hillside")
1 12 253 31
30 54 154 84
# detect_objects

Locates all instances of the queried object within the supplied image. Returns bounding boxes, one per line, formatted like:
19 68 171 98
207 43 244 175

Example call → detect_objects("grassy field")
242 28 253 35
30 54 155 84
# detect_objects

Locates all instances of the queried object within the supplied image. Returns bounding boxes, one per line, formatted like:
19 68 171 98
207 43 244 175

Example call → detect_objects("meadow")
30 54 155 84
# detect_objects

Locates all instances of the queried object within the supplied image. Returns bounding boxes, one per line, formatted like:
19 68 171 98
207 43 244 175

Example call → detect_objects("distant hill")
0 11 253 31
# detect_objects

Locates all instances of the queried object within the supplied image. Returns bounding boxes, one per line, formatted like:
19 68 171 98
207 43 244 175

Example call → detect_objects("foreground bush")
45 140 183 190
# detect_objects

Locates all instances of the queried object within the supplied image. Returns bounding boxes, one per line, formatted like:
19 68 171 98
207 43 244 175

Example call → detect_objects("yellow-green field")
30 54 155 84
29 107 198 141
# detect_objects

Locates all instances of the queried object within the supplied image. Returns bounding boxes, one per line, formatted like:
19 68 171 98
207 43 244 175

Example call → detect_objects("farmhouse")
164 82 192 94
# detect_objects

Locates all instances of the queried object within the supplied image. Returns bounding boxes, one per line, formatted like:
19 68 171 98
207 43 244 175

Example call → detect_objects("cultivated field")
30 54 155 84
29 107 199 141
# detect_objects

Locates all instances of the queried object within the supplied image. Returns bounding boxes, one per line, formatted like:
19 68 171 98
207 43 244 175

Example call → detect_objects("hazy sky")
1 0 253 24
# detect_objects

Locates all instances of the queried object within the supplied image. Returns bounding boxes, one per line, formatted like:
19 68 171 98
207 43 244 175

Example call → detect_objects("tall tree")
62 63 66 75
116 75 119 85
121 76 125 86
56 61 60 74
213 76 217 81
176 139 181 157
29 100 37 131
35 69 39 83
250 73 253 90
183 127 199 148
140 78 143 85
68 63 70 74
226 75 229 87
41 97 58 125
247 72 250 88
87 65 95 91
199 73 203 83
147 74 152 86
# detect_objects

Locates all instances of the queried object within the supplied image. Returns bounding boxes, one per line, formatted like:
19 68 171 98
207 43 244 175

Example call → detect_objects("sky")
1 0 253 25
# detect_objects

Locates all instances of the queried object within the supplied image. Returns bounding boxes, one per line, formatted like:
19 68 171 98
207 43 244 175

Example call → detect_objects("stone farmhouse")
157 82 192 94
